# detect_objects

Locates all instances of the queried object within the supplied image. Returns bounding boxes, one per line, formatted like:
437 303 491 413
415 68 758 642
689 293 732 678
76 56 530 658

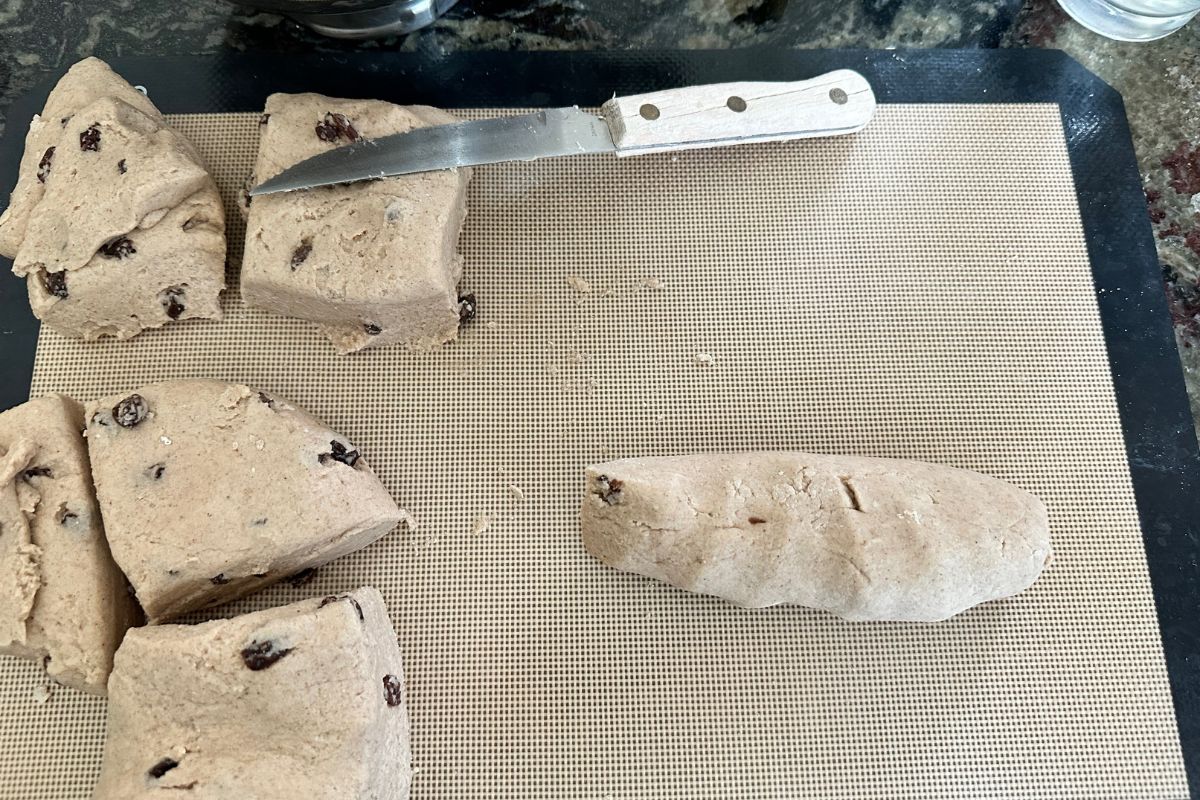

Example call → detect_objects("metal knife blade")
249 108 615 196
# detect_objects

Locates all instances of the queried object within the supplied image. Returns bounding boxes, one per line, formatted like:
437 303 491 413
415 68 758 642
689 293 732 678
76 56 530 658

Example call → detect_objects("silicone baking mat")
0 74 1192 798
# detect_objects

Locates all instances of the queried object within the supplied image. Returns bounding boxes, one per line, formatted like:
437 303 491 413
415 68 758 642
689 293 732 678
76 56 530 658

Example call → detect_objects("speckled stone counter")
0 0 1197 433
1007 1 1200 441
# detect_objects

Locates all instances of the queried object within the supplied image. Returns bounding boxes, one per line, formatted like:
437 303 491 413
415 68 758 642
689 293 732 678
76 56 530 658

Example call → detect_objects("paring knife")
249 69 876 196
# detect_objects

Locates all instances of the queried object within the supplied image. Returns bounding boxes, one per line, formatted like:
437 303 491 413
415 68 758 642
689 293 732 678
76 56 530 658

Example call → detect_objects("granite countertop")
0 0 1197 436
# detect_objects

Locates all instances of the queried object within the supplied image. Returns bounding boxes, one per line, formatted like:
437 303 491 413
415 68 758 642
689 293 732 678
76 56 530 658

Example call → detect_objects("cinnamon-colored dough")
242 93 469 354
93 587 412 799
86 380 406 622
580 452 1051 621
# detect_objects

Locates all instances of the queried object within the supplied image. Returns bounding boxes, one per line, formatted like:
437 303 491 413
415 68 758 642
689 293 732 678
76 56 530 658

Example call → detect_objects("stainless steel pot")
224 0 459 39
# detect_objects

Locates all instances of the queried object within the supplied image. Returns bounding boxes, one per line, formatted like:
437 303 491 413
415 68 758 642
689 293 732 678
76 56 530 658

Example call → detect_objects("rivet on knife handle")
599 69 876 157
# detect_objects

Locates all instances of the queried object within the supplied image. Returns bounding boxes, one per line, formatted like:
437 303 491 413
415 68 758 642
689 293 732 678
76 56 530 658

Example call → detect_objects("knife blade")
250 69 876 196
251 109 616 195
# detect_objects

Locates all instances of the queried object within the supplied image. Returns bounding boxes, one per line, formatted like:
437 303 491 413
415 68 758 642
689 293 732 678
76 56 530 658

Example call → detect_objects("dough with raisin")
0 57 162 258
93 587 412 799
580 452 1051 621
242 93 470 354
0 394 139 694
85 380 407 622
0 440 39 651
25 188 225 340
13 95 213 277
0 60 226 340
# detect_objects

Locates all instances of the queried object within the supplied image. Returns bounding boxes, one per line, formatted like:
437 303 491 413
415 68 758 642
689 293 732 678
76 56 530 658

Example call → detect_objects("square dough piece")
0 394 139 694
85 380 406 623
242 93 470 354
93 587 412 799
0 57 163 259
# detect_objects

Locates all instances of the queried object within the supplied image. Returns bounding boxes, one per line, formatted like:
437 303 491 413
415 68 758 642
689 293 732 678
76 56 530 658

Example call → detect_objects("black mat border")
1 49 1196 797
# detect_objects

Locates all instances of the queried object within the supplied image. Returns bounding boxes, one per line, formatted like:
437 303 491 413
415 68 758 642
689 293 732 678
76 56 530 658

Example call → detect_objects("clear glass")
1057 0 1200 40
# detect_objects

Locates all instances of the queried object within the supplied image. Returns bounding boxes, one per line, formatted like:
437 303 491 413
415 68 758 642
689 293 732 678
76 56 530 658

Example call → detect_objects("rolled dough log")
580 452 1051 621
93 586 412 799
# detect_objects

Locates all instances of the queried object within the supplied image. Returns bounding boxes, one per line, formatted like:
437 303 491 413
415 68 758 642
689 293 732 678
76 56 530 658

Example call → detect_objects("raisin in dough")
1 63 225 340
93 587 412 799
580 452 1051 621
0 57 162 258
0 395 139 694
86 380 407 623
242 94 470 354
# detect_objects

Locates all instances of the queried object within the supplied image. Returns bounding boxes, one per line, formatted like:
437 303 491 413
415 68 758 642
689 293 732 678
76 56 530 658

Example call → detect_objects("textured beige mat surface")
0 105 1187 798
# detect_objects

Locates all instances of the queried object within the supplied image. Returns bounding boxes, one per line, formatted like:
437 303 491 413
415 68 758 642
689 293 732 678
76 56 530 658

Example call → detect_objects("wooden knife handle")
599 69 876 157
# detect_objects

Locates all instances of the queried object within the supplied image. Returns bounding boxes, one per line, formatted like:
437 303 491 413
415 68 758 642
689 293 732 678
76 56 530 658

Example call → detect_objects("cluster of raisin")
315 112 360 143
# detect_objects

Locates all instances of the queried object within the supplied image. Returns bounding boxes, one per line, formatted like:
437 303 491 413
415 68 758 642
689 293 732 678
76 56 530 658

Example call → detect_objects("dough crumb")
507 484 525 502
471 514 492 535
694 353 715 367
565 275 593 294
31 684 52 704
639 276 666 291
159 435 172 445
